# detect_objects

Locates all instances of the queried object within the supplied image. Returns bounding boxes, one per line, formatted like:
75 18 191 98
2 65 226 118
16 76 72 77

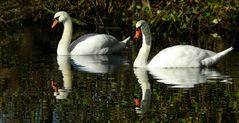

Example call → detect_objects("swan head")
51 11 71 28
134 20 150 39
136 20 147 28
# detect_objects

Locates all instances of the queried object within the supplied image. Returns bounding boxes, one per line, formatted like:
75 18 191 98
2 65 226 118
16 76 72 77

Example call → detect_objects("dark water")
0 27 239 123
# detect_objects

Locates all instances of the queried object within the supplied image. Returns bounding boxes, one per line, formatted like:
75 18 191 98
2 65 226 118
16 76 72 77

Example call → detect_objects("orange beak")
51 19 58 28
134 28 141 39
134 98 140 108
51 80 59 92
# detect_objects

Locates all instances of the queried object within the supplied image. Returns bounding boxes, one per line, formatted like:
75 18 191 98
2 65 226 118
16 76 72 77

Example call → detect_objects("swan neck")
133 27 152 67
57 18 73 55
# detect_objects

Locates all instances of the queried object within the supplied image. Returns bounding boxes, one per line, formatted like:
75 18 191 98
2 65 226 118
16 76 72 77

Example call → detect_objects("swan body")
148 45 233 67
134 20 235 68
52 11 130 55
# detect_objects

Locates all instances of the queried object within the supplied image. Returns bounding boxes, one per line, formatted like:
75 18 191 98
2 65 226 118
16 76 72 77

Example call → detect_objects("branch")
43 6 87 26
6 16 23 23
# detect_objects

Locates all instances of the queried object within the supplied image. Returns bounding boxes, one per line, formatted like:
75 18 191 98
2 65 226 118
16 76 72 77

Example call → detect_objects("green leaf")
185 15 190 23
78 0 85 5
204 12 211 17
181 23 187 29
136 5 141 9
170 13 176 22
177 10 183 19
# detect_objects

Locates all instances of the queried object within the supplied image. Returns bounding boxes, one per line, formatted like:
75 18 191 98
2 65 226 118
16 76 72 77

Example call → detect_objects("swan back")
68 33 99 52
148 45 216 67
69 34 123 55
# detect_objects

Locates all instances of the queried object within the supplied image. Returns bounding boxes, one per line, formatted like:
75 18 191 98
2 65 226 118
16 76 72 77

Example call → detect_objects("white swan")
51 11 130 55
133 20 237 68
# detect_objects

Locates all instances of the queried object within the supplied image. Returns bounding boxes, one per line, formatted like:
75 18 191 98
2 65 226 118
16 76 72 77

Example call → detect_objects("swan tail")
109 37 130 53
121 36 131 44
201 47 233 67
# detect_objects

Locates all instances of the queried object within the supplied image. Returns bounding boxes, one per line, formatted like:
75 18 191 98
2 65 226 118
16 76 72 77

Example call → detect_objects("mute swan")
133 20 238 68
51 11 130 55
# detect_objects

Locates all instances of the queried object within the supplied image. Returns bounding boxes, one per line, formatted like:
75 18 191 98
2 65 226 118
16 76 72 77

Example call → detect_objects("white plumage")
52 11 130 55
133 20 234 68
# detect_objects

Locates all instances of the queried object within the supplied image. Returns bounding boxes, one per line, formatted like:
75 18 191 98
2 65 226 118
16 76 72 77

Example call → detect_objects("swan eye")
54 16 60 21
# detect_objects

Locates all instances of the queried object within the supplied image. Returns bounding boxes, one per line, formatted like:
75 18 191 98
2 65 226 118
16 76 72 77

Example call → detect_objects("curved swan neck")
57 18 73 55
133 25 152 67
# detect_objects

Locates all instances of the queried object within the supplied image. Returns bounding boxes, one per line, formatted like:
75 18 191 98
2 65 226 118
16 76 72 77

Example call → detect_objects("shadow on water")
0 26 239 122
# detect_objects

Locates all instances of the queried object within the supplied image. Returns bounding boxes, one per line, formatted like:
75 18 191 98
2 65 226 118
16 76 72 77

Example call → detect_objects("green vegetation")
1 0 239 36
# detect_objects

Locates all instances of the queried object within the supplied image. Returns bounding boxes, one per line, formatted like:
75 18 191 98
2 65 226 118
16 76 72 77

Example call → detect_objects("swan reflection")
70 55 128 73
148 67 232 88
52 56 73 99
52 55 127 99
133 67 231 114
133 68 151 114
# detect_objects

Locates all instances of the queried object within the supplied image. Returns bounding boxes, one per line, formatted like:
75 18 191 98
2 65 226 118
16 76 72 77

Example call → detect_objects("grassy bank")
1 0 239 40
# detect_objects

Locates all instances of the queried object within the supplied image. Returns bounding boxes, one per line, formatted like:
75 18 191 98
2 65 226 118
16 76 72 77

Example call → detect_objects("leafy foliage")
1 0 238 35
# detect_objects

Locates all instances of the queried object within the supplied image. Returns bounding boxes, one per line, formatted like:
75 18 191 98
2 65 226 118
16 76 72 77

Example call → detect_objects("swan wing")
68 33 98 52
148 45 216 67
69 34 121 55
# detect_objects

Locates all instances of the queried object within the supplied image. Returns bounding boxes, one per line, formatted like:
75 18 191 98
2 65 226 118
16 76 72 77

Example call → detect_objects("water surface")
0 27 239 122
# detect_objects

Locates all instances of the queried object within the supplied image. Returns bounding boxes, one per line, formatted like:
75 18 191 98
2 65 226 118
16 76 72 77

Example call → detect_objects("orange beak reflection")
51 19 59 28
134 28 141 39
51 80 59 92
134 98 140 108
